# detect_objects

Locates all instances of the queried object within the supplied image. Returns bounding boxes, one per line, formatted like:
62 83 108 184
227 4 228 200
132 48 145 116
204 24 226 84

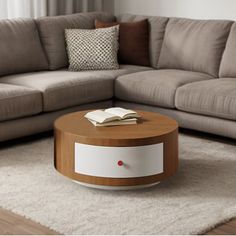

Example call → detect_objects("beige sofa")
1 12 236 141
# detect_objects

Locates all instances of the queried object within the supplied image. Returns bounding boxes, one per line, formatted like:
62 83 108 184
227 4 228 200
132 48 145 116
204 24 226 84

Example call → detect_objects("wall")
114 0 236 20
102 0 114 13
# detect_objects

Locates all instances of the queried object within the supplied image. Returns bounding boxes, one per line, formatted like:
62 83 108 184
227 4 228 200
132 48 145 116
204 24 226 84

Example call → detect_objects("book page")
85 110 120 123
105 107 139 119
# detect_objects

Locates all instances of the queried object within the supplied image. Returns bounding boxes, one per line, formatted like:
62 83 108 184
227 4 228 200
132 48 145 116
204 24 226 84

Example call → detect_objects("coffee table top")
54 110 178 146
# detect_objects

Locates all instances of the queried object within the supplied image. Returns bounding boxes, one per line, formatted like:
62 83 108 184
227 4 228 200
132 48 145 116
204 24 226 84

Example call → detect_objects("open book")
85 107 140 126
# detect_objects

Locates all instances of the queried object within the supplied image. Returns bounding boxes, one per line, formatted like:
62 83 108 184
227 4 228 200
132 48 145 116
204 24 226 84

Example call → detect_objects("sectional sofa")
1 12 236 142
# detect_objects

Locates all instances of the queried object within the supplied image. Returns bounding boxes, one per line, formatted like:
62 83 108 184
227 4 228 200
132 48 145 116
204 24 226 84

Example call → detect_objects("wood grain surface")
54 110 178 146
54 110 179 186
0 207 59 235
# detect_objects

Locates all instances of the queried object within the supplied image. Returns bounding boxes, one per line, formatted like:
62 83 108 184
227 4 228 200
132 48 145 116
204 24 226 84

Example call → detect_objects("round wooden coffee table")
54 110 178 190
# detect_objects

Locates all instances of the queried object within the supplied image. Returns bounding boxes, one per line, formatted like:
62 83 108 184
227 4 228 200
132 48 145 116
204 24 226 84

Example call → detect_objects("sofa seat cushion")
175 78 236 121
0 84 42 122
0 65 151 112
115 69 213 108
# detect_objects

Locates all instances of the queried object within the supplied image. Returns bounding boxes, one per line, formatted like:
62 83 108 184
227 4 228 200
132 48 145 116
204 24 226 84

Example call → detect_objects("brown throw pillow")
95 19 150 67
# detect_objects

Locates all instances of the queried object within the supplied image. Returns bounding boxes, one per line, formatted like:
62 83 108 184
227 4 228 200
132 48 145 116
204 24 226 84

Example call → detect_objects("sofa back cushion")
36 12 115 70
0 18 48 76
117 14 169 68
158 18 233 77
219 23 236 78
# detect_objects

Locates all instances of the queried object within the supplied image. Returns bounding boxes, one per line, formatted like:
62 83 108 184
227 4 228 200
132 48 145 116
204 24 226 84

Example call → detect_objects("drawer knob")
117 160 123 166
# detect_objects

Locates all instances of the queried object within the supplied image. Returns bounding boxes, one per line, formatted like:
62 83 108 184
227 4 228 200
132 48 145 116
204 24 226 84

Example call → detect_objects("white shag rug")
0 134 236 235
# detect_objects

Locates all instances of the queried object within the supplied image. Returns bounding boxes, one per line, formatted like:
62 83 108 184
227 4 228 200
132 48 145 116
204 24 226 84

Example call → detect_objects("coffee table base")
73 180 160 190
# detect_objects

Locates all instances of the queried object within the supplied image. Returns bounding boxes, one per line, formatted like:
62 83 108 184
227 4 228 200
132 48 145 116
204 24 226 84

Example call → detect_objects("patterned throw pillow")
65 26 119 71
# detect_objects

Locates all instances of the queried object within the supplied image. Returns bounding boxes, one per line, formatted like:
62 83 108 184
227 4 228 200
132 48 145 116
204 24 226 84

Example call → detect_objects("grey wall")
102 0 114 13
114 0 236 20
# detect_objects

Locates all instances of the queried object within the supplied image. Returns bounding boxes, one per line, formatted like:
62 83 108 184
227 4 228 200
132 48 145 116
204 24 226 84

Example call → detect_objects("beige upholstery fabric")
36 12 115 70
0 18 48 76
0 101 112 142
115 69 213 108
176 78 236 120
116 101 236 140
1 71 113 112
0 65 151 112
0 84 42 122
158 18 233 77
114 64 152 75
117 14 169 68
219 23 236 78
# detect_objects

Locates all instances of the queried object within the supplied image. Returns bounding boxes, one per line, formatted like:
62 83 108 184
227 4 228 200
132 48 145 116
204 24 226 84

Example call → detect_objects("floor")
206 219 236 235
0 129 235 235
0 208 59 235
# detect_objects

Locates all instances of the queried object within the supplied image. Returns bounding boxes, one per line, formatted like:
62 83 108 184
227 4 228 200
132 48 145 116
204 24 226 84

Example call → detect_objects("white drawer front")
75 143 163 178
